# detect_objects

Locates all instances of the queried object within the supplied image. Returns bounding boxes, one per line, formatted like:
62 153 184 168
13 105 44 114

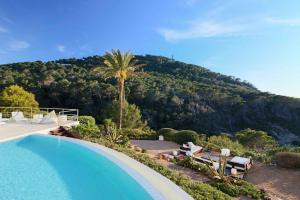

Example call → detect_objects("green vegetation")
175 130 199 144
71 116 100 137
212 181 263 200
236 129 278 151
93 50 144 129
101 119 127 144
0 85 38 108
158 128 201 144
84 135 232 200
274 152 300 169
109 100 153 138
158 128 178 141
1 55 299 144
175 157 209 174
207 135 245 156
78 115 96 126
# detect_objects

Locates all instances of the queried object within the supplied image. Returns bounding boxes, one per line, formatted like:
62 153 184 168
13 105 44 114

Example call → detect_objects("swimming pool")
0 135 192 200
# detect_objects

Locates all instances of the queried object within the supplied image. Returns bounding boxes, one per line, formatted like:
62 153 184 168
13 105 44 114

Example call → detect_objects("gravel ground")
245 162 300 200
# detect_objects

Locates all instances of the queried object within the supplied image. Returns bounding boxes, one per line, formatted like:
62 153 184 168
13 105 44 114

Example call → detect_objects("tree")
0 85 39 107
109 100 152 138
94 50 144 129
235 128 277 151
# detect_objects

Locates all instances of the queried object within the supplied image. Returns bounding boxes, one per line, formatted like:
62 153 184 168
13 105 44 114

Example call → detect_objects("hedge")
78 115 96 126
157 128 178 141
274 152 300 169
175 130 199 144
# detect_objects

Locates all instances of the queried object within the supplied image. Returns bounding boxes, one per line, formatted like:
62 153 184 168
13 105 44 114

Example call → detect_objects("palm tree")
94 49 144 129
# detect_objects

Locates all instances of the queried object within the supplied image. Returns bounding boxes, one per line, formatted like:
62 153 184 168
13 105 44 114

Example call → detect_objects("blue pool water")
0 135 154 200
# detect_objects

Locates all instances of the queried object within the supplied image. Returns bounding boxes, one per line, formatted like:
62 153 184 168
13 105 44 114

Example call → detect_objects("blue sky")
0 0 300 98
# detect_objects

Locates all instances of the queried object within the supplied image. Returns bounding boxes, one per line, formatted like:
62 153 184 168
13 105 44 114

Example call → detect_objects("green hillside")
1 55 300 144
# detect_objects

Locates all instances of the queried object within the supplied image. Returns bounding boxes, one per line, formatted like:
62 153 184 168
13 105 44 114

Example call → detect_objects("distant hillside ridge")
0 55 299 144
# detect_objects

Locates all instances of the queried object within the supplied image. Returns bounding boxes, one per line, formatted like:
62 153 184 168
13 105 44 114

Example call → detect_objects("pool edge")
43 135 194 200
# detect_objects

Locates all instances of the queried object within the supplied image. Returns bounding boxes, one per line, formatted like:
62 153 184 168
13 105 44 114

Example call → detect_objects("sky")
0 0 299 98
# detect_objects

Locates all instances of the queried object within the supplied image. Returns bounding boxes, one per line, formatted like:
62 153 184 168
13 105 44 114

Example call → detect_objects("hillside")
0 55 300 144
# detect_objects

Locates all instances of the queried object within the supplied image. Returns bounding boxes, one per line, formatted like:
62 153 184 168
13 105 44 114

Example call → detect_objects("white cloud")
9 40 30 51
57 45 66 52
265 17 300 26
0 26 9 33
158 20 242 42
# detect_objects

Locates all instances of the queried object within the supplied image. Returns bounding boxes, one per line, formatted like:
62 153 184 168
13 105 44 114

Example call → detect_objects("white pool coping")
0 121 79 143
38 135 194 200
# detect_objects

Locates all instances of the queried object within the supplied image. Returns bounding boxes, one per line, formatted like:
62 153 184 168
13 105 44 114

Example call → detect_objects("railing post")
77 109 79 121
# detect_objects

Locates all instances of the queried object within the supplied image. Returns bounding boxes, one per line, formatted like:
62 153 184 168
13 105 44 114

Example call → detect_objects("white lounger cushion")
231 156 250 165
40 111 58 124
32 114 43 123
180 142 203 154
11 112 27 121
187 142 202 153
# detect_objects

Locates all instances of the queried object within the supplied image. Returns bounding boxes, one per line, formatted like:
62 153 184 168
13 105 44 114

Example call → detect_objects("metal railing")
0 107 79 121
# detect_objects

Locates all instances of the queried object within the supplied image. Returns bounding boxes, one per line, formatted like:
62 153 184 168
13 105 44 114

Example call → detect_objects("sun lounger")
31 114 43 123
179 142 202 155
40 111 58 124
11 112 27 122
228 156 252 172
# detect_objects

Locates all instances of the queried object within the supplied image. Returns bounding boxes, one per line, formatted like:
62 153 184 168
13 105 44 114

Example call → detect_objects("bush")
208 135 245 156
157 128 178 141
274 152 300 169
71 116 99 137
122 127 155 139
175 130 199 144
79 116 96 126
236 128 277 151
175 157 209 174
212 180 263 199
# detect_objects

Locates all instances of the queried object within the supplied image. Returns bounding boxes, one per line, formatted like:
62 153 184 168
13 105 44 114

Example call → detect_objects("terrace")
0 107 79 142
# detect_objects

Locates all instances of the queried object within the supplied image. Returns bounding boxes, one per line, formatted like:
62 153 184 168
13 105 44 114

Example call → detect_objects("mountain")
0 55 300 144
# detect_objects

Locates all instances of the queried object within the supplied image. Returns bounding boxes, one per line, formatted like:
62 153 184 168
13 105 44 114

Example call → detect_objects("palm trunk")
118 79 125 129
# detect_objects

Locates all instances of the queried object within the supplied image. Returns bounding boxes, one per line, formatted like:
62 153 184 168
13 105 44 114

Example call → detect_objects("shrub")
294 147 300 153
175 157 209 174
235 129 277 151
244 150 269 162
79 116 96 126
175 130 199 144
157 128 178 141
212 180 263 199
71 116 99 137
71 123 100 138
100 119 129 145
274 152 300 169
122 127 155 139
208 135 245 156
